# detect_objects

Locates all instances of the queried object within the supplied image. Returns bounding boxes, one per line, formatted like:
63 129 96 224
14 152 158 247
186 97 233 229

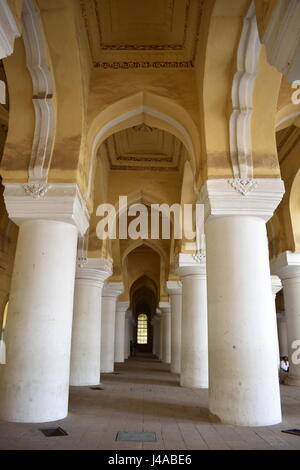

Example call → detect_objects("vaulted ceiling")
80 0 203 68
100 124 186 171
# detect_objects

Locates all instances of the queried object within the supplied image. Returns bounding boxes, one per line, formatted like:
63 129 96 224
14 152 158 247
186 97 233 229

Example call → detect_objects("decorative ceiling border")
105 140 179 171
94 60 193 69
80 0 203 69
116 155 173 163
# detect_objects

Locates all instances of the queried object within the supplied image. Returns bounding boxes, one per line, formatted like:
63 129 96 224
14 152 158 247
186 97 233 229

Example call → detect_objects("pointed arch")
86 91 200 200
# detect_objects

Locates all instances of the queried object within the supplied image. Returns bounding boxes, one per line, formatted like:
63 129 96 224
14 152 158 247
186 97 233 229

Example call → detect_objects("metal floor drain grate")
116 432 156 442
90 386 104 390
40 427 68 437
130 387 152 392
282 429 300 436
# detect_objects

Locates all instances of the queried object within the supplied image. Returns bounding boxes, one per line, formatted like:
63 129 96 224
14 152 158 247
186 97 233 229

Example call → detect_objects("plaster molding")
199 178 285 222
76 257 112 286
228 178 258 196
23 182 50 199
270 251 300 280
3 183 89 236
102 281 124 298
22 0 56 183
158 301 171 313
116 301 130 314
165 280 182 295
0 0 20 59
262 0 300 83
229 2 261 179
175 252 206 278
271 275 282 296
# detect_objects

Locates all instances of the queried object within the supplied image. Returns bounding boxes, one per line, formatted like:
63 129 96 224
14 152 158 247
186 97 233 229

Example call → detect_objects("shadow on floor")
102 375 180 387
70 394 211 423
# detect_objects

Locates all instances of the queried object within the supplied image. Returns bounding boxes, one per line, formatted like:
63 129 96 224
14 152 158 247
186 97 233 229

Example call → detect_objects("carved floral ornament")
192 251 206 264
228 178 258 196
23 182 50 199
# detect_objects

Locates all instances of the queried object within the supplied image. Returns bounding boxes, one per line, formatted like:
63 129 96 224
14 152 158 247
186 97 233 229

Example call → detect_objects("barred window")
137 313 148 345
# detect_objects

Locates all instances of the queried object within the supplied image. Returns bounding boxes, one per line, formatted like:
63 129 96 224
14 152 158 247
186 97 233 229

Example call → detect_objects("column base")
209 407 282 427
180 378 208 389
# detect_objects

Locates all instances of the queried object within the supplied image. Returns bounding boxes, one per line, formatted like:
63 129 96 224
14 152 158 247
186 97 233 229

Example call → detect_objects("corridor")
0 356 300 450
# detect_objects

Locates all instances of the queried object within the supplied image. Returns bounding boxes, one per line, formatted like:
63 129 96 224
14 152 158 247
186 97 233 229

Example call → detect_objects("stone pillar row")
70 258 112 386
271 251 300 386
1 177 297 429
100 282 124 373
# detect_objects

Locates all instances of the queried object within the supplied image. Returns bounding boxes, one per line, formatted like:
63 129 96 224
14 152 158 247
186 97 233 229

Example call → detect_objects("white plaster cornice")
75 257 112 286
116 301 130 314
198 178 285 222
158 301 171 312
175 252 206 278
271 251 300 279
0 0 20 59
3 183 89 236
165 280 182 295
102 282 124 298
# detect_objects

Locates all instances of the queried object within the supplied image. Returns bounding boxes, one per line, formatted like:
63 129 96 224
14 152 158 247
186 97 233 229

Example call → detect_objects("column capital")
271 275 282 296
175 252 206 278
3 183 89 236
75 258 112 287
271 251 300 280
198 178 285 222
116 301 130 315
159 301 170 313
102 282 124 298
165 280 182 295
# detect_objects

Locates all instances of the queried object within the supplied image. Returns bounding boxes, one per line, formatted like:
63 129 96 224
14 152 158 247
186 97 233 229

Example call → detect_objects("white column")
176 254 208 388
166 281 182 374
159 311 163 360
124 308 132 359
115 301 129 363
271 275 282 367
0 0 20 104
69 258 112 386
152 315 161 357
0 183 89 423
159 302 171 364
200 178 284 426
271 251 300 386
101 282 123 373
277 312 288 358
124 311 130 359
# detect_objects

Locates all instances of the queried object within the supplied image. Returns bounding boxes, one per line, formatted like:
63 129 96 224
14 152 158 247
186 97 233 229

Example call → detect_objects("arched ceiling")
80 0 203 69
99 123 186 172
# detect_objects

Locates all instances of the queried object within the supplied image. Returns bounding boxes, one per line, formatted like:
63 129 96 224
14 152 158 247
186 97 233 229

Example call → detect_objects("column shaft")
115 302 129 363
69 259 112 386
160 303 171 364
0 219 78 422
101 283 123 373
206 215 281 425
177 256 208 388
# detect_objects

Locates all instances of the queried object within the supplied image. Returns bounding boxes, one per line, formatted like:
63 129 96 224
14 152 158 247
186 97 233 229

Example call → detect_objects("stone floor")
0 355 300 450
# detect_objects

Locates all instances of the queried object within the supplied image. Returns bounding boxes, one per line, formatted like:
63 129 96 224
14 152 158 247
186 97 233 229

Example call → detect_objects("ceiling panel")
80 0 203 68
